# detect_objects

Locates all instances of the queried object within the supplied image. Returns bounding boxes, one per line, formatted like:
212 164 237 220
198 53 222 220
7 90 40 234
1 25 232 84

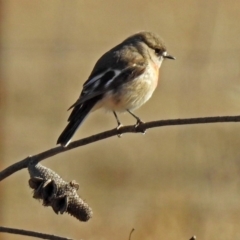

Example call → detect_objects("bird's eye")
154 48 162 55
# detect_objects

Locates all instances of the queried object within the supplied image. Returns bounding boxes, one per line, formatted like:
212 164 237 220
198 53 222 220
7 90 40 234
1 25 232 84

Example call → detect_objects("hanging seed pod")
28 161 93 222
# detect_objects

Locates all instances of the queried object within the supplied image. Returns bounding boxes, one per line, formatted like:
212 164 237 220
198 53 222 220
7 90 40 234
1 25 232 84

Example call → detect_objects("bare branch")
128 228 135 240
189 236 196 240
0 226 74 240
1 115 240 182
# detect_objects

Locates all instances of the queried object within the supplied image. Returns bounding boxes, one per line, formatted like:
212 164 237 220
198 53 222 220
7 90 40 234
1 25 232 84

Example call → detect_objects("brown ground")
1 1 240 240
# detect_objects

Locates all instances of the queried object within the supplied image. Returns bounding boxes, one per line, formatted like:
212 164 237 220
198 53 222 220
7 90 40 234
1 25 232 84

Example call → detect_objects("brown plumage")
57 31 175 146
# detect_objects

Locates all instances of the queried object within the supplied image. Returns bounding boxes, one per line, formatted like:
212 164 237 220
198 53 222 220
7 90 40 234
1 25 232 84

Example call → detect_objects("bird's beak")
162 51 175 60
164 54 176 60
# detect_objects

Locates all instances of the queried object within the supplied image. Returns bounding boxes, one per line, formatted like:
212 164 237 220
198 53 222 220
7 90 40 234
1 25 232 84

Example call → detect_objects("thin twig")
129 228 135 240
1 115 240 182
0 226 74 240
189 236 196 240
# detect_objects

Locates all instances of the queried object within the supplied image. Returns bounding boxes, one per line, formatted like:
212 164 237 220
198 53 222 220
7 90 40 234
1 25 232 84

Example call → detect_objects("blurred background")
1 0 240 239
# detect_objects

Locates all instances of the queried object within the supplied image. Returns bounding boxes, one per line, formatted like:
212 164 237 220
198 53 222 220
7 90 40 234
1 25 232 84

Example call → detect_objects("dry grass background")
1 0 240 239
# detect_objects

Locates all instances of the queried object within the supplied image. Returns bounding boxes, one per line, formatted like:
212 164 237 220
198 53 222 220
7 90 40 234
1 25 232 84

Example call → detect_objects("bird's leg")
126 109 146 134
113 111 123 137
113 111 122 129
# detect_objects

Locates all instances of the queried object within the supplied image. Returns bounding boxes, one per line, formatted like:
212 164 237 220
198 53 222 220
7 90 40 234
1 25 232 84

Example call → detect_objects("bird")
57 31 175 147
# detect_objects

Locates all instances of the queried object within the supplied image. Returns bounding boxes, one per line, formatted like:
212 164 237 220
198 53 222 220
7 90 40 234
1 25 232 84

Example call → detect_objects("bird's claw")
116 123 123 137
134 119 146 134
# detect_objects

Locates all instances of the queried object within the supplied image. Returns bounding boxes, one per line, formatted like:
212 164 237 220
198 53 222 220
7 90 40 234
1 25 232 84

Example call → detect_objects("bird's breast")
101 63 160 112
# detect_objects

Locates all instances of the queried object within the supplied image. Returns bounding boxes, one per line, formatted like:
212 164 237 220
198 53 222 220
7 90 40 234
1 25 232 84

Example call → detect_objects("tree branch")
0 226 74 240
189 236 196 240
1 115 240 182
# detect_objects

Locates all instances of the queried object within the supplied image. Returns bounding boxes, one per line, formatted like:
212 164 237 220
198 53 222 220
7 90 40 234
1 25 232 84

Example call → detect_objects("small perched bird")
57 31 175 146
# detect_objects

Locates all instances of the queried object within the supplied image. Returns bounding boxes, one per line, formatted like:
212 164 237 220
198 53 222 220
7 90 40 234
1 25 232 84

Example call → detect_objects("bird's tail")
57 97 100 147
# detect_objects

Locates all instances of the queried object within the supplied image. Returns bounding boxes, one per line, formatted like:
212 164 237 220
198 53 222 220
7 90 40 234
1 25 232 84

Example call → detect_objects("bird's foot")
116 123 123 137
134 119 146 134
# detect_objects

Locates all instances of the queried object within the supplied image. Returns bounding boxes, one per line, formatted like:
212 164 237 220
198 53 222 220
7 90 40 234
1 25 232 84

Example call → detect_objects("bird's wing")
68 44 146 110
68 63 146 110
